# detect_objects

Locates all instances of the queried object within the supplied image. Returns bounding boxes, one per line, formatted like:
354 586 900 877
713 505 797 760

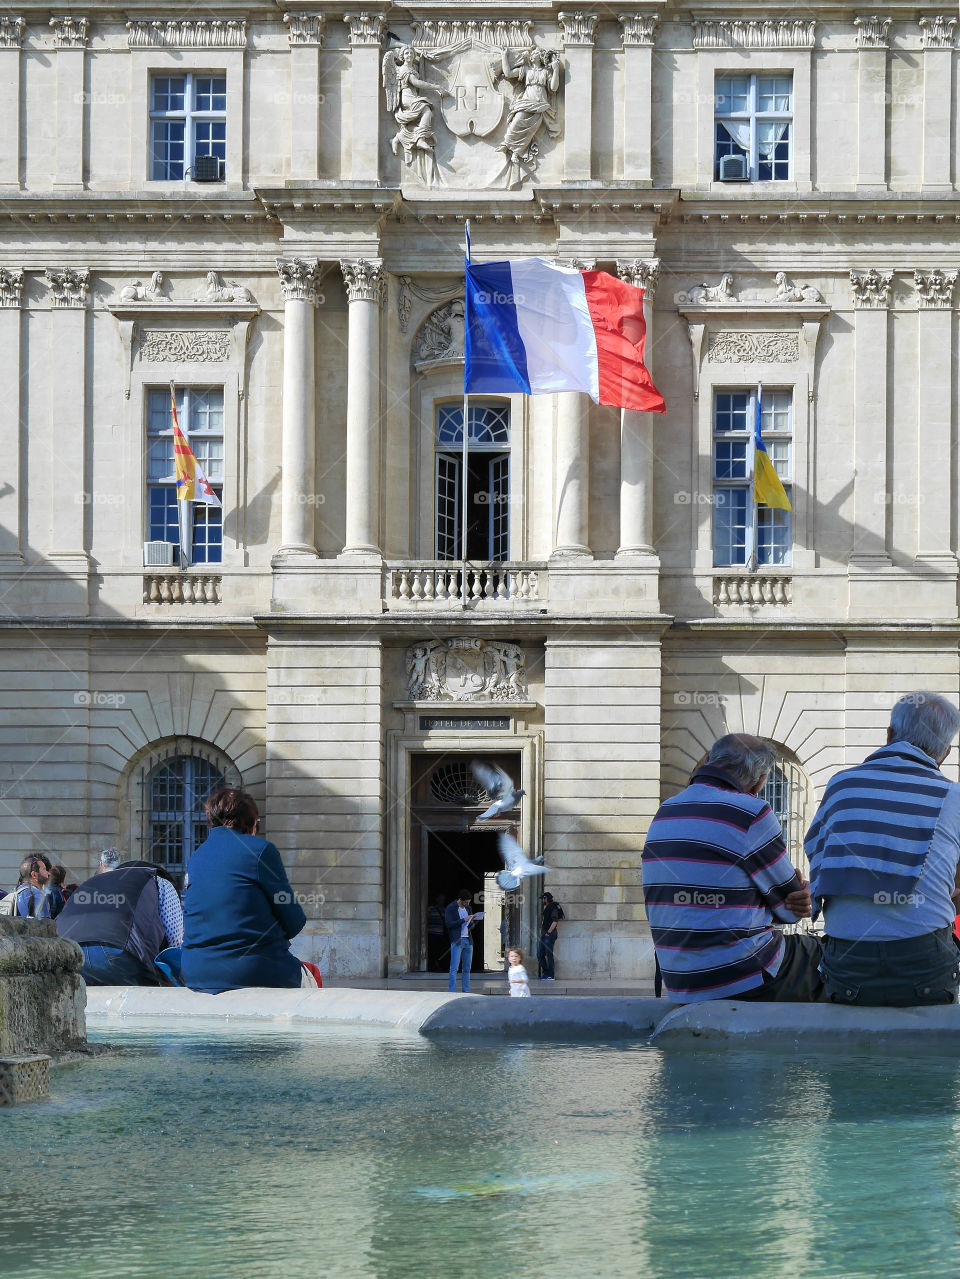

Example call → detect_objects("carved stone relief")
558 12 598 46
406 637 528 702
193 271 255 304
44 268 89 308
692 18 815 48
139 331 232 362
854 16 891 48
773 273 824 303
283 13 325 46
118 272 167 303
619 14 659 46
679 275 737 304
126 19 247 47
850 268 893 308
707 332 801 363
617 259 660 298
277 258 323 303
0 268 23 308
914 269 958 309
0 17 25 47
341 259 385 305
49 16 88 48
413 299 466 365
345 13 387 45
919 16 957 47
397 276 461 332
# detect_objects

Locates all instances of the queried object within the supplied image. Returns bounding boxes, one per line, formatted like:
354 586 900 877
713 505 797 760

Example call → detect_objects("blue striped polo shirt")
642 765 805 1002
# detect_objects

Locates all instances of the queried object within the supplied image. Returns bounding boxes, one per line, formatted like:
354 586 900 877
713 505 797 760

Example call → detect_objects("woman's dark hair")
49 864 67 886
204 787 259 834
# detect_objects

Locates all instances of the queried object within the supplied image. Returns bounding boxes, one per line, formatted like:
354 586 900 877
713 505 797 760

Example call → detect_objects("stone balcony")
384 562 547 610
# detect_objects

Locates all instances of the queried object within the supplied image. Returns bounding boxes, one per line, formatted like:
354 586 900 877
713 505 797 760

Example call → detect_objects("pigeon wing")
496 870 522 891
498 830 526 873
471 759 511 800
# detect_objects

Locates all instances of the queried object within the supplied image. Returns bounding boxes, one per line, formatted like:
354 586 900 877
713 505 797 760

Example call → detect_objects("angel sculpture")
382 44 443 187
497 45 562 187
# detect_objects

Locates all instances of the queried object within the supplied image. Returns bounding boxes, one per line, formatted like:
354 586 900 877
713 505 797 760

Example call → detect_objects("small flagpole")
461 219 472 608
749 381 762 573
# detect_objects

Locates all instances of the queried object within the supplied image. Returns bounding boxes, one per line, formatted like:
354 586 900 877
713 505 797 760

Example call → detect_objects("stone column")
553 392 591 556
850 268 893 566
920 17 956 189
558 13 597 181
616 259 660 558
340 258 384 558
284 14 325 181
619 14 658 182
276 259 321 559
854 15 889 188
344 13 385 183
0 269 23 563
915 268 958 563
50 16 88 188
44 268 89 564
0 18 24 187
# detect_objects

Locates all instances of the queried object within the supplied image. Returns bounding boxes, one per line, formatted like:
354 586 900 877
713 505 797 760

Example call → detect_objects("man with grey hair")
806 692 960 1005
643 733 821 1002
99 848 122 872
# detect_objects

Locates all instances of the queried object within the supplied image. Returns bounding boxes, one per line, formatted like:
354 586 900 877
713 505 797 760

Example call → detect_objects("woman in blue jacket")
181 787 311 993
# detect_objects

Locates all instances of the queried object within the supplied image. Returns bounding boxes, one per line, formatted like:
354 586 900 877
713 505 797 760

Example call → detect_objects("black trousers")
736 933 826 1003
821 927 960 1007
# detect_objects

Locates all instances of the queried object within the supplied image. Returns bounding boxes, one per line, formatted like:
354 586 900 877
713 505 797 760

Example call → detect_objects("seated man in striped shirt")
642 734 822 1003
806 692 960 1007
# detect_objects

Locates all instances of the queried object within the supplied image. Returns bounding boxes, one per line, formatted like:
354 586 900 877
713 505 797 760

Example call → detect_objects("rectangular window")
715 73 792 181
150 73 227 180
434 403 510 561
146 387 224 564
712 388 792 567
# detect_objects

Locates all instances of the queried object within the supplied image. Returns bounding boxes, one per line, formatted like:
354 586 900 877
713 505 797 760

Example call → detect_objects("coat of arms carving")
406 638 528 702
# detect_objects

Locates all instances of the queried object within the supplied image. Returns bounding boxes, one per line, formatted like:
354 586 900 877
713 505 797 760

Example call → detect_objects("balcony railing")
713 573 792 606
385 562 546 608
143 572 222 605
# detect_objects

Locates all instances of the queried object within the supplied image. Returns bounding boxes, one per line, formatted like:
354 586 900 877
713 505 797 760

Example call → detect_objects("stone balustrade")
386 563 546 608
713 574 793 606
143 573 222 605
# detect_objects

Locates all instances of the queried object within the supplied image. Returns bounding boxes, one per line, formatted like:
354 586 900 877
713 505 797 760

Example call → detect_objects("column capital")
920 15 957 48
277 257 322 303
284 12 325 46
854 15 890 49
0 268 23 308
561 256 596 271
0 17 24 48
558 12 598 46
343 12 386 46
619 13 658 46
340 258 384 304
617 258 660 298
850 268 892 309
914 268 958 309
49 16 89 49
44 268 89 308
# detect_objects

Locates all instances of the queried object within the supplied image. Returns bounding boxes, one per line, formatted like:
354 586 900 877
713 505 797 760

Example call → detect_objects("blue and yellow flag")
753 385 791 511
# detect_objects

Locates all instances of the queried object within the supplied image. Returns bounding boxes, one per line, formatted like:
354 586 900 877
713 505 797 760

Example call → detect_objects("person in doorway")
538 892 564 981
444 889 479 993
507 947 531 997
426 893 447 972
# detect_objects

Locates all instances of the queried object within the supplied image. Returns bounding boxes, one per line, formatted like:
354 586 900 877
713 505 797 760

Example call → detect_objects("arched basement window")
137 743 240 883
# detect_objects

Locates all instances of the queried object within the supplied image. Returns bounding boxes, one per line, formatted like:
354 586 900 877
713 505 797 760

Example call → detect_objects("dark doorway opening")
426 828 502 973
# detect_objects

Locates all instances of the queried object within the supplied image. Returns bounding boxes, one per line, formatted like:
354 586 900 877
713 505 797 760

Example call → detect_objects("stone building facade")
0 2 958 976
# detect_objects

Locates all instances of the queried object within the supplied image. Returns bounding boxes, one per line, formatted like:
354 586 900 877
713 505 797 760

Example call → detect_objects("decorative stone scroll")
283 13 325 46
707 331 800 363
277 257 322 303
340 258 385 305
44 268 89 308
413 299 465 364
558 12 598 46
125 19 247 48
617 258 660 299
850 267 893 308
406 637 528 702
920 16 957 48
49 16 89 48
619 14 659 46
0 269 23 308
692 18 816 48
854 15 891 48
0 17 25 48
344 12 386 45
139 330 232 362
193 271 255 304
914 269 958 309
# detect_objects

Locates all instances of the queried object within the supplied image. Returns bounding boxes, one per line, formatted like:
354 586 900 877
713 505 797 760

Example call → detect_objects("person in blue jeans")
538 892 564 980
444 890 479 992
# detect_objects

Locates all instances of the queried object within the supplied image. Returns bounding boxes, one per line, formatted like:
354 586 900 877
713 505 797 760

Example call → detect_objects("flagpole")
461 219 471 609
750 381 762 573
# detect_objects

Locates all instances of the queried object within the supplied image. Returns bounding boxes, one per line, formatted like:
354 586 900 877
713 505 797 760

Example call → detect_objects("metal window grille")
759 755 821 935
138 749 231 880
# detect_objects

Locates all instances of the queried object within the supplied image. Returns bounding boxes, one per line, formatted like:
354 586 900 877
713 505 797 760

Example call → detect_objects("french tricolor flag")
465 257 665 413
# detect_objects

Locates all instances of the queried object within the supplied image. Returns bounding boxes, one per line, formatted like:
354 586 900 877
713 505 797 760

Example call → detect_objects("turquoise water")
3 1021 960 1278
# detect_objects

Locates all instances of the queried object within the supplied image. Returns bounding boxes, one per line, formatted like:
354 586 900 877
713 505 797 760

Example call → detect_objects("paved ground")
326 973 659 998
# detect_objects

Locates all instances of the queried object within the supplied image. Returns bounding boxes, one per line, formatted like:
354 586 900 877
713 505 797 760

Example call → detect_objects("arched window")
758 748 819 933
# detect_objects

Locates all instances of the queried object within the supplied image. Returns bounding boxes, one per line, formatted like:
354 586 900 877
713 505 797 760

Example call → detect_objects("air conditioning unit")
192 154 224 182
719 154 749 182
144 540 176 567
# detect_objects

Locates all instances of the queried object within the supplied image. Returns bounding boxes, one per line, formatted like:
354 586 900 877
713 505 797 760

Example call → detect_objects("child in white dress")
507 948 531 998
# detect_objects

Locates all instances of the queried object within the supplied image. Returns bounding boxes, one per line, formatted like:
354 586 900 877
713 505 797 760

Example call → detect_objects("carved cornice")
619 13 659 46
340 258 385 304
919 15 957 48
0 17 25 48
277 257 322 303
0 268 23 308
914 268 958 309
692 18 815 49
49 16 88 49
44 268 89 308
126 19 247 49
343 12 386 46
558 11 598 46
283 13 325 46
850 268 893 308
854 15 891 48
412 19 534 48
617 258 660 299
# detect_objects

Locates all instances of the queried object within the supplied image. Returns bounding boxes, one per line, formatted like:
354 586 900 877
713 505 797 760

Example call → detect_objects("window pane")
193 120 226 162
715 392 750 433
151 77 185 113
189 390 224 432
713 488 749 566
757 505 792 566
192 503 223 564
194 77 227 112
147 388 178 434
147 437 175 482
150 121 185 180
436 453 459 560
714 440 749 481
716 76 749 114
435 403 510 446
490 453 510 561
758 75 792 112
148 487 179 544
763 392 791 433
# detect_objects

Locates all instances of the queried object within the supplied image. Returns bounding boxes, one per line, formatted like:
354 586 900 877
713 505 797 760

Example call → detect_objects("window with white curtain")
715 73 792 181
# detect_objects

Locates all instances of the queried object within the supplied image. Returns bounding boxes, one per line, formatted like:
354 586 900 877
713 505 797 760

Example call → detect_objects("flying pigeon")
496 830 549 892
471 760 525 821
